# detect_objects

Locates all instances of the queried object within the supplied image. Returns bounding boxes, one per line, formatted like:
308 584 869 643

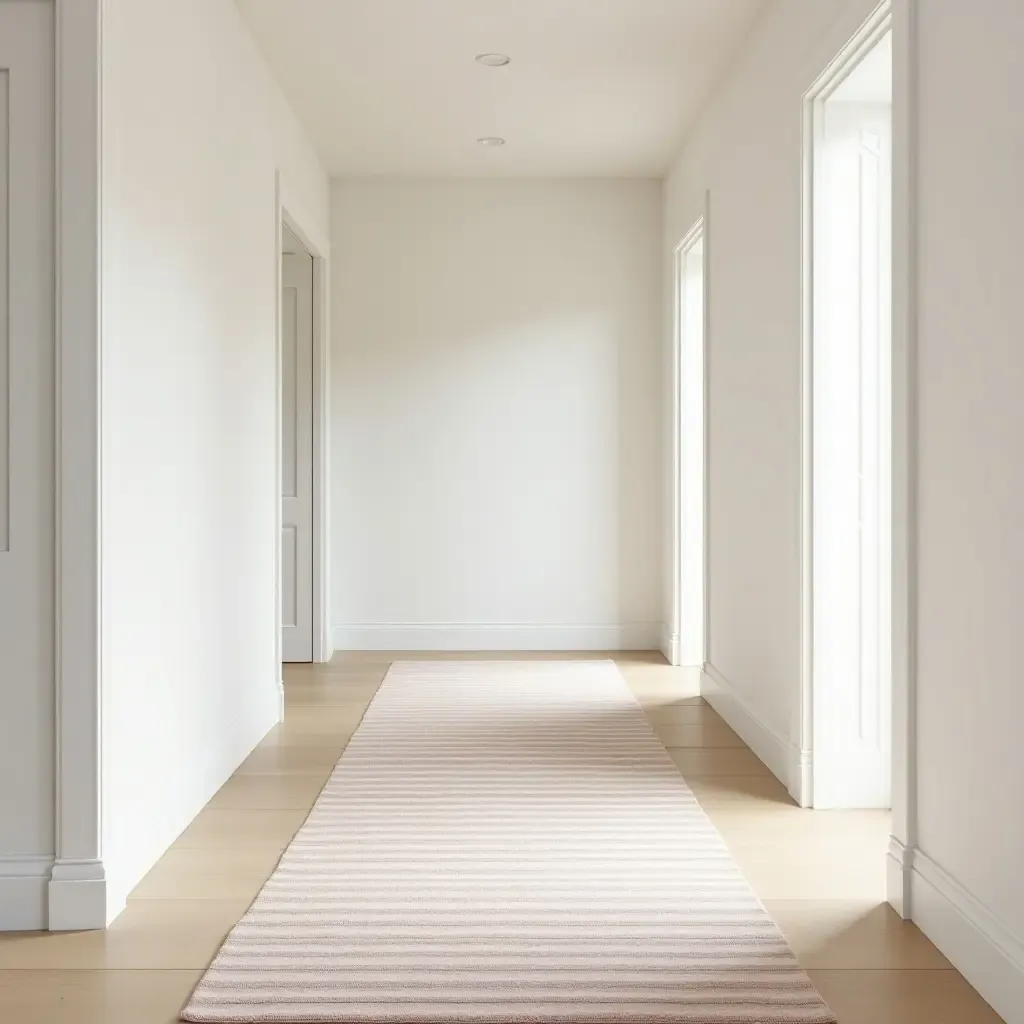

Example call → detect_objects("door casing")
800 0 918 918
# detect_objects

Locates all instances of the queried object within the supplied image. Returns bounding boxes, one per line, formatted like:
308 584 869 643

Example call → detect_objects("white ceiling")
235 0 766 177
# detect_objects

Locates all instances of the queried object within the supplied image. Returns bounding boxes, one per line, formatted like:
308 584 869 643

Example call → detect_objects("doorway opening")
275 178 332 689
671 212 707 669
281 225 315 663
804 15 893 809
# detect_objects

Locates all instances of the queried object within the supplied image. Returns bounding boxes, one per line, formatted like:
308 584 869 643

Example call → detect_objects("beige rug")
182 660 836 1023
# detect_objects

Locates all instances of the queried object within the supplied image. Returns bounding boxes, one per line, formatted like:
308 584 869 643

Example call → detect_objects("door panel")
281 242 314 662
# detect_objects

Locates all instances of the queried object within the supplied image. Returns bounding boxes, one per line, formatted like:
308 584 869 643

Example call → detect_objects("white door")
281 234 314 662
813 89 892 808
0 1 55 867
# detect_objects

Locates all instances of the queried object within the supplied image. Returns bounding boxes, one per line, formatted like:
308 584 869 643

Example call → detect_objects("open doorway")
804 15 893 809
281 225 315 663
671 212 707 669
275 177 332 686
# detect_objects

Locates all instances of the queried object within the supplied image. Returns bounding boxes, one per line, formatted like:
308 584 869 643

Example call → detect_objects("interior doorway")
671 212 707 669
281 225 315 663
804 18 893 809
274 178 332 695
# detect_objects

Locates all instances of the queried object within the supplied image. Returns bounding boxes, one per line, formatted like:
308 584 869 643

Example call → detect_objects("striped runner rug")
182 660 836 1023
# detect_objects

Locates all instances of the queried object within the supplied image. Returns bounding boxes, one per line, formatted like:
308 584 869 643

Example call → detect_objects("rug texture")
182 660 836 1023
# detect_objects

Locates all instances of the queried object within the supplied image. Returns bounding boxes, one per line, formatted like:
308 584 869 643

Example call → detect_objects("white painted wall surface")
331 178 662 651
665 0 1024 1015
912 2 1024 1016
101 0 328 916
0 0 54 930
662 0 878 745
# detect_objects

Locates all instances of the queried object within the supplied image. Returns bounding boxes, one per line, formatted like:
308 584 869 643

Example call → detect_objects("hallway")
0 654 1000 1023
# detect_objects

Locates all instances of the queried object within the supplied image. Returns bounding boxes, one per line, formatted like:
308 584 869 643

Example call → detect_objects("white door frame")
669 195 710 669
275 173 332 698
800 0 917 916
50 0 107 931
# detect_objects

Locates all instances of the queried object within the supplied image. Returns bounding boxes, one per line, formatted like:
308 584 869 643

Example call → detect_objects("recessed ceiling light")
475 53 510 67
476 136 506 147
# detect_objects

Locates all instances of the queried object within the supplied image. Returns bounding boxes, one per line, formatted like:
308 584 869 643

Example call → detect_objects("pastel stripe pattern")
182 660 836 1023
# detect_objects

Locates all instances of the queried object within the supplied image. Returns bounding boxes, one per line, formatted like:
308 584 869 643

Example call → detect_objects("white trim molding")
333 623 661 653
887 0 918 922
788 746 814 809
911 849 1024 1024
49 0 108 931
311 252 332 667
659 623 679 666
887 835 914 920
49 858 108 932
668 201 709 671
0 856 55 931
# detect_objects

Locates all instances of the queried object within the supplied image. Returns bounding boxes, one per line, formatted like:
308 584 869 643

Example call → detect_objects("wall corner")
887 836 914 919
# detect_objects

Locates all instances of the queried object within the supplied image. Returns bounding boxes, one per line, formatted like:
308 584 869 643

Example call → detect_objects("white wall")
331 178 662 651
663 0 878 741
101 0 328 916
912 2 1024 1017
665 0 1024 1017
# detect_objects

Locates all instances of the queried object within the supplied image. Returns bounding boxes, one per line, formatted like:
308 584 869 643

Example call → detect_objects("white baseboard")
332 623 661 652
887 836 913 919
701 663 801 798
788 746 814 808
911 848 1024 1024
659 623 679 665
0 855 53 930
48 858 109 931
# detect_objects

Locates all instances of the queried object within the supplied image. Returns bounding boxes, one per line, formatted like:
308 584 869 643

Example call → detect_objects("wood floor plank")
763 900 952 971
0 901 252 971
174 809 308 850
0 969 201 1024
808 969 1003 1023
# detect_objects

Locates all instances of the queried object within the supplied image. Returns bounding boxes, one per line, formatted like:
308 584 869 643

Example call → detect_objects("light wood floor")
0 653 1004 1023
